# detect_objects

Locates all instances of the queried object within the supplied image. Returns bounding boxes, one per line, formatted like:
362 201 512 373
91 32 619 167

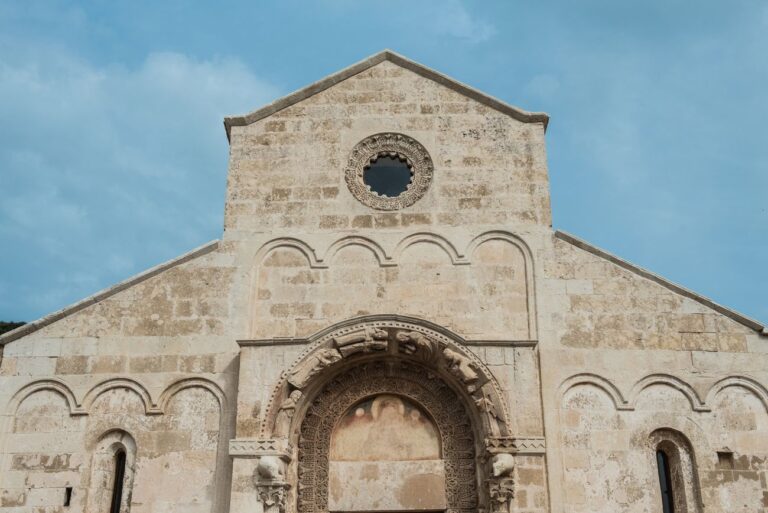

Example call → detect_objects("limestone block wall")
539 233 768 513
0 245 239 512
249 236 534 340
231 327 549 513
224 60 550 236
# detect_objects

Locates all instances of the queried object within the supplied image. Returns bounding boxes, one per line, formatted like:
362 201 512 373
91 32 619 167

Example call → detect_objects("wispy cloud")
429 0 496 43
0 48 279 319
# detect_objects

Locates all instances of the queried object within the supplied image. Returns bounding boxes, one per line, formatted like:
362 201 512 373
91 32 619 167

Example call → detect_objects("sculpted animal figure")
443 347 479 385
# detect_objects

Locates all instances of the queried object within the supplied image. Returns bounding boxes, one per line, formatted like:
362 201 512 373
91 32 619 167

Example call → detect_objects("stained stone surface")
328 460 447 511
0 51 766 513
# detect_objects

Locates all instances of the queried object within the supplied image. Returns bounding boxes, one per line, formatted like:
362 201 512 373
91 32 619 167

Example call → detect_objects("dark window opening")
716 451 734 469
656 449 675 513
363 154 412 197
64 487 73 507
110 449 127 513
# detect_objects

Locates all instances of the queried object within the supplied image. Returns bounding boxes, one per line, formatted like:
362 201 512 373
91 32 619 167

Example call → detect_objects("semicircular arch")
629 374 708 412
262 315 511 439
559 373 630 411
82 377 157 415
7 379 83 416
706 375 768 413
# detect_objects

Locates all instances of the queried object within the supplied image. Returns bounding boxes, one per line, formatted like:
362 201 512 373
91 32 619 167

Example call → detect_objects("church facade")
1 51 766 513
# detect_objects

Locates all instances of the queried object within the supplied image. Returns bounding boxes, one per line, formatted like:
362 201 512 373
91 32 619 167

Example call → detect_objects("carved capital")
256 483 291 513
487 478 515 513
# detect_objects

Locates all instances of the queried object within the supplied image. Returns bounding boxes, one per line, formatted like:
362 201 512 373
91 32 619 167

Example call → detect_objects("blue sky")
1 0 766 324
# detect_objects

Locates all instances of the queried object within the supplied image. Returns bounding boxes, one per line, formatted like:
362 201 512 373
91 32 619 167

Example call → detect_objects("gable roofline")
555 230 767 336
0 240 220 345
223 49 549 141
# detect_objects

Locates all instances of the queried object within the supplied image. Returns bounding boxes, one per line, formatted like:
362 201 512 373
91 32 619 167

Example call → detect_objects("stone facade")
0 50 765 513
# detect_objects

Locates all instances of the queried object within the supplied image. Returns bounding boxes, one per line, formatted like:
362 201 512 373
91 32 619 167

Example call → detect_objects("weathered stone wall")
225 60 551 235
0 248 238 512
545 236 758 352
1 53 765 513
539 234 768 513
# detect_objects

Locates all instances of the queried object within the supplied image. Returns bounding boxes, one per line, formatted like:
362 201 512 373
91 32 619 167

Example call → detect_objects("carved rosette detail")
297 361 478 513
345 132 434 210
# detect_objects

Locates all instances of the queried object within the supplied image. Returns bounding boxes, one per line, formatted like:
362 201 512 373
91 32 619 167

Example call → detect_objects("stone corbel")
253 453 292 513
483 442 517 513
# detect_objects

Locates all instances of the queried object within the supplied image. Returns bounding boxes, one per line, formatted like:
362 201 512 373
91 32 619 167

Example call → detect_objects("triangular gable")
0 240 220 345
555 230 766 336
223 49 549 141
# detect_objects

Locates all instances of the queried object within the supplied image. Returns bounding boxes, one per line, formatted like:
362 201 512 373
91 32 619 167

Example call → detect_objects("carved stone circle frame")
297 361 477 513
345 133 434 210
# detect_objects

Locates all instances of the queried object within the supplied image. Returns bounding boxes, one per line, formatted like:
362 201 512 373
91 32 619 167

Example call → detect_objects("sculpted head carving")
442 347 479 386
257 456 284 481
491 453 515 478
288 347 343 389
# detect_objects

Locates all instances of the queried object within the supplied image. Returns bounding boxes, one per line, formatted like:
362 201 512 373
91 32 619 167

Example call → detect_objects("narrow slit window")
64 486 73 507
110 449 127 513
656 449 675 513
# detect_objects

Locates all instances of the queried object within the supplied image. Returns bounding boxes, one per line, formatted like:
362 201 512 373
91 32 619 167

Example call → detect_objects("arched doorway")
260 317 516 513
297 361 476 513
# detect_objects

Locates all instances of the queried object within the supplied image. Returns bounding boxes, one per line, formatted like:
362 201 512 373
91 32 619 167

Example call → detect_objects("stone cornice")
223 49 549 141
237 338 538 348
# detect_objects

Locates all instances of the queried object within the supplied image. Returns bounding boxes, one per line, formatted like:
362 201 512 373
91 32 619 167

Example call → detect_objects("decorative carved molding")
288 348 342 389
485 437 546 455
263 319 512 439
297 361 478 513
256 483 290 513
229 438 292 457
333 326 388 357
345 132 433 210
487 478 515 513
396 329 440 364
474 383 506 437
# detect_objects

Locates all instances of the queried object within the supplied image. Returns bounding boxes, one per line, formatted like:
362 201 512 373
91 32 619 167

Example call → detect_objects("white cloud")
430 0 496 43
0 48 280 319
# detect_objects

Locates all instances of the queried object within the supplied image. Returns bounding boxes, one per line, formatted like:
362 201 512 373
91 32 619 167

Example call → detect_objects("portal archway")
298 361 476 513
262 316 516 513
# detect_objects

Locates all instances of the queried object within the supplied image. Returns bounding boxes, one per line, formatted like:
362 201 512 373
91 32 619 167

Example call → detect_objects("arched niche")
263 317 514 513
298 361 476 513
86 430 137 513
648 428 703 513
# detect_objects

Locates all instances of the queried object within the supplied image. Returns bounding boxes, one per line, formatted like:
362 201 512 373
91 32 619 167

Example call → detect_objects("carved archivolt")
297 361 477 513
262 318 512 439
345 132 433 210
255 318 524 513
